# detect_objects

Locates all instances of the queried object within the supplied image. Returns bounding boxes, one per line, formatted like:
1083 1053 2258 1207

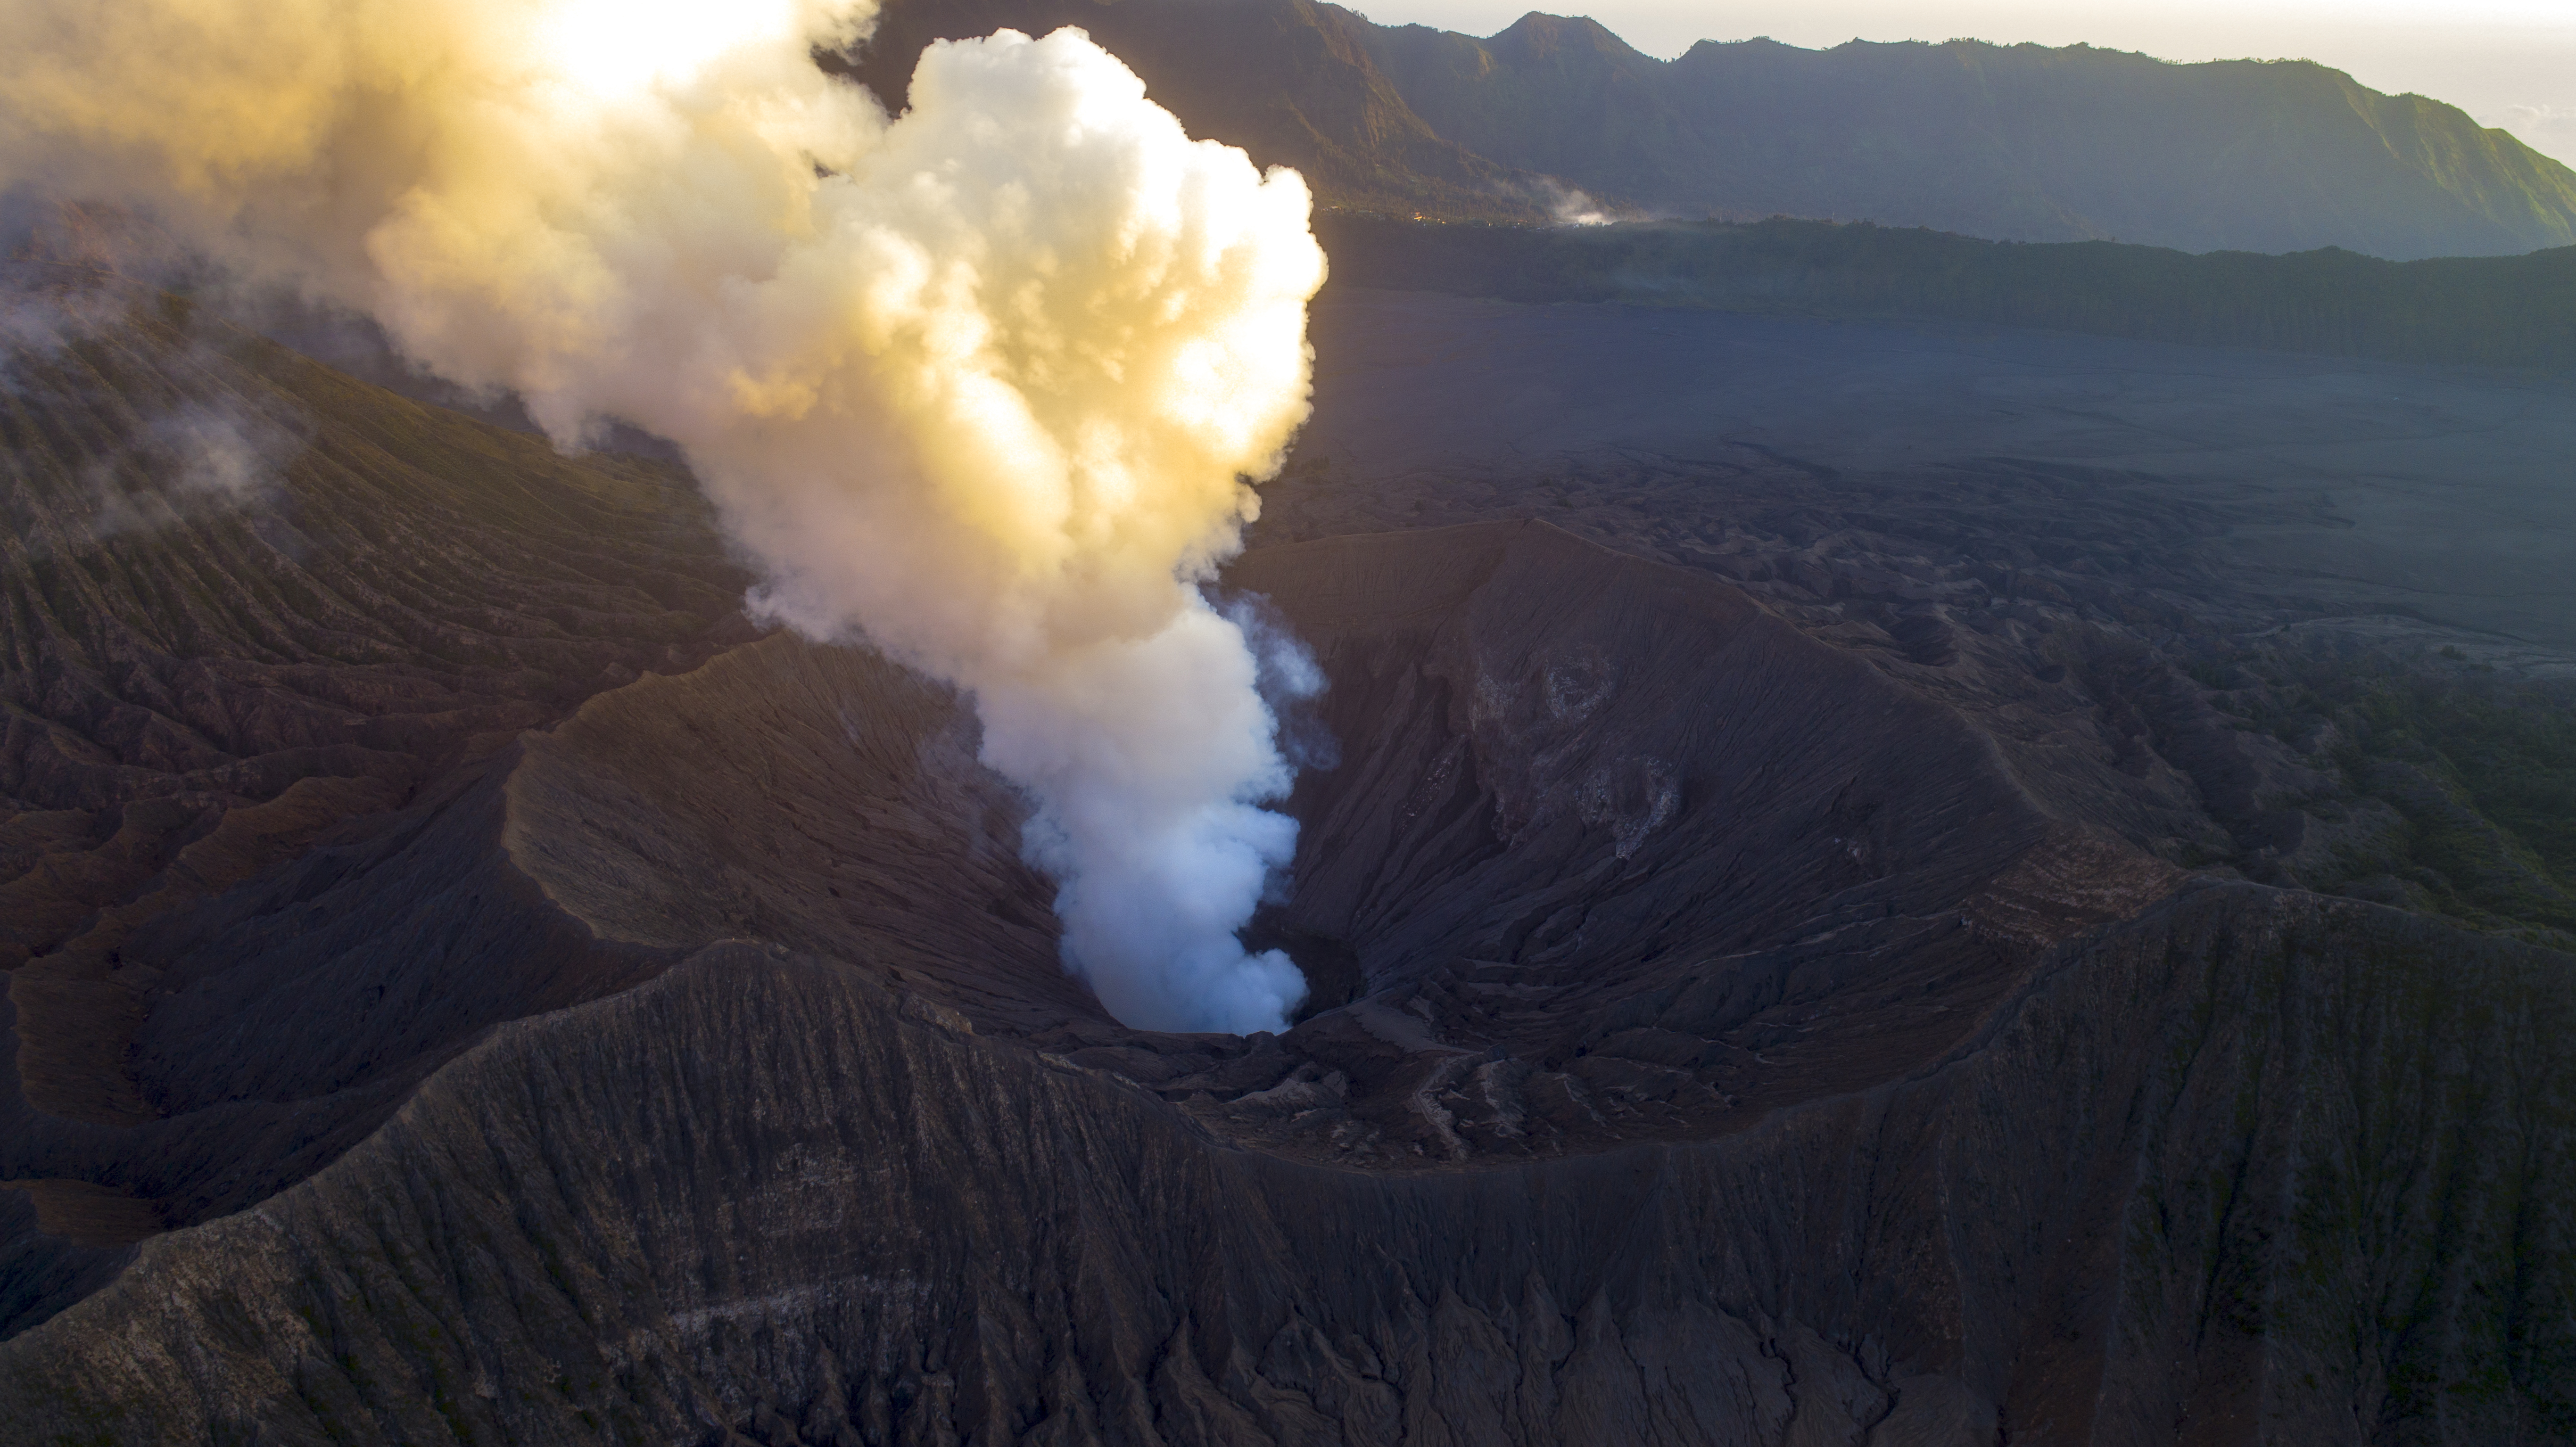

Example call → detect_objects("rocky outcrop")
0 285 752 1132
4 302 2571 1443
2 882 2568 1444
3 516 2568 1443
1217 522 2178 1164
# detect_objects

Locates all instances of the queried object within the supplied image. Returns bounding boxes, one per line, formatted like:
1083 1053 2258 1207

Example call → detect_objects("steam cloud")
0 0 1327 1032
1535 179 1613 228
81 398 305 544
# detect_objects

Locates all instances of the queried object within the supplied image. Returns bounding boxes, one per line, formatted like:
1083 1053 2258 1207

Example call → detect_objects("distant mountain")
1317 213 2576 371
840 0 1530 218
1365 16 2576 256
849 0 2576 258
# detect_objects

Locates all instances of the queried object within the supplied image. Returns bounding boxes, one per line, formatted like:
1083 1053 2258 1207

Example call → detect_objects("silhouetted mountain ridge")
1314 213 2576 372
853 0 2576 257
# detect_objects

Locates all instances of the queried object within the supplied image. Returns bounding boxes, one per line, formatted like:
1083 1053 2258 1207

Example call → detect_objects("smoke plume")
82 396 306 543
0 0 1327 1032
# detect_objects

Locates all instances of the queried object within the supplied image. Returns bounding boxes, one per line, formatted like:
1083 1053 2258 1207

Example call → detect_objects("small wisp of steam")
80 398 303 540
1537 179 1615 227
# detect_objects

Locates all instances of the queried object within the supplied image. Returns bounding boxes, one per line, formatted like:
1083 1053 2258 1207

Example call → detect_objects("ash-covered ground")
3 286 2573 1445
1260 290 2576 944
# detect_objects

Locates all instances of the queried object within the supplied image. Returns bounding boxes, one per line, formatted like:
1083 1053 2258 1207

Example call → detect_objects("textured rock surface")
0 285 754 1339
1263 289 2576 947
3 292 2572 1443
1217 523 2177 1165
2 887 2569 1445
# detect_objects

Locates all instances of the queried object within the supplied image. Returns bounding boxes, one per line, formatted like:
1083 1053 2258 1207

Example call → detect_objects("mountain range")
847 0 2576 258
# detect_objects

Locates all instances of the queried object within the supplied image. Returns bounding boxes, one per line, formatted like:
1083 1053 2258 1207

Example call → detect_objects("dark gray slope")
1275 288 2576 657
1354 16 2576 257
2 884 2569 1445
0 286 752 1129
0 635 1062 1341
0 283 753 1338
2 515 2569 1442
5 292 2573 1442
1223 522 2177 1161
0 753 677 1341
1263 290 2576 942
54 523 2165 1233
499 635 1081 1033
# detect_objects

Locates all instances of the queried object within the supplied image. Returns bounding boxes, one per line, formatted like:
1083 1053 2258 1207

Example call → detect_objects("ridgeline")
1317 212 2576 371
853 0 2576 259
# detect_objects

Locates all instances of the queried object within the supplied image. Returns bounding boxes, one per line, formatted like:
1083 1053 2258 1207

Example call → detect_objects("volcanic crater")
268 512 2179 1178
3 289 2572 1446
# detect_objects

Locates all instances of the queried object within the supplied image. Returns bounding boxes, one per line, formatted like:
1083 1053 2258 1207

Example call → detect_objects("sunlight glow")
533 0 809 97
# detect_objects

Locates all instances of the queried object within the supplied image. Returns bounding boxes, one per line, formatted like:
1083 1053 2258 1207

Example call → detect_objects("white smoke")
1535 178 1615 227
82 396 305 542
0 0 1327 1033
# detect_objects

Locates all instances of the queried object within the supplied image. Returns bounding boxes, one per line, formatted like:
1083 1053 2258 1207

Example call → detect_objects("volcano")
2 282 2573 1444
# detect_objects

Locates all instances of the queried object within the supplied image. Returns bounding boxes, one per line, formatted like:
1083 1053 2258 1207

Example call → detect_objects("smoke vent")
466 518 2176 1167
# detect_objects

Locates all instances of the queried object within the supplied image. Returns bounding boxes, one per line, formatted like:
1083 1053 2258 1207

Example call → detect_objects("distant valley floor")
1276 287 2576 659
1260 288 2576 944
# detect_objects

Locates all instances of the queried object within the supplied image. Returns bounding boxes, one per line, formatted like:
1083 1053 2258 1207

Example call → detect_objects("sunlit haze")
1350 0 2576 168
531 0 816 96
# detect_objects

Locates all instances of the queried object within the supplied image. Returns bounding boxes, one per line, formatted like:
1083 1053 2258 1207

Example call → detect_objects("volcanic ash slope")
1 485 2571 1441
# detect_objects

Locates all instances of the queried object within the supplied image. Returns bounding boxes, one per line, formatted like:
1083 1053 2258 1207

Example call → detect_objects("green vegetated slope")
853 0 2576 257
1316 211 2576 371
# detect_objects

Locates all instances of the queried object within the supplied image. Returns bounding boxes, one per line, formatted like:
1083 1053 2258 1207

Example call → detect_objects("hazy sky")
1350 0 2576 168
